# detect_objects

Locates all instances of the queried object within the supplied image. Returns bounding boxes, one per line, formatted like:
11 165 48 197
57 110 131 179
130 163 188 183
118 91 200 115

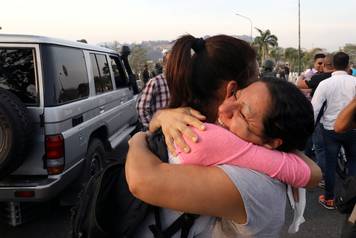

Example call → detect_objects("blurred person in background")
136 50 171 130
312 52 356 210
334 97 356 238
260 59 276 80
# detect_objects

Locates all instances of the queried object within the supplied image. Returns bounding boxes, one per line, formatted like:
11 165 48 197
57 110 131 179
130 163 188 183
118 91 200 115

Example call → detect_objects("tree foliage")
284 47 299 71
253 28 278 63
342 44 356 64
128 45 148 75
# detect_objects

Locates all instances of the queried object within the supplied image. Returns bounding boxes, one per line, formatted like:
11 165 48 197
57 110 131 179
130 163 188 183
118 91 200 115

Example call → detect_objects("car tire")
0 89 33 179
80 138 106 184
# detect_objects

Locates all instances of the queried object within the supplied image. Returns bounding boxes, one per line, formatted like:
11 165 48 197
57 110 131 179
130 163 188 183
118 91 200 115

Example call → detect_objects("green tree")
270 46 284 64
342 44 356 64
128 45 148 76
253 28 278 63
284 47 299 71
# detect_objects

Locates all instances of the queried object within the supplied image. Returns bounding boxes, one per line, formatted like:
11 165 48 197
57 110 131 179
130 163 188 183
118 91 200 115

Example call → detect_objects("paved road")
0 139 346 237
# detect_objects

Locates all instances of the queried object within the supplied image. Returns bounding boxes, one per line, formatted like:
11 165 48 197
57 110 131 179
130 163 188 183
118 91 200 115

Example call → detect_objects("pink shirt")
175 123 311 187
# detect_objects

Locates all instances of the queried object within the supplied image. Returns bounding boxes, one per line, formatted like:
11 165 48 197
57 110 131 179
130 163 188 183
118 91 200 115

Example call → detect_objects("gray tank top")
135 165 286 238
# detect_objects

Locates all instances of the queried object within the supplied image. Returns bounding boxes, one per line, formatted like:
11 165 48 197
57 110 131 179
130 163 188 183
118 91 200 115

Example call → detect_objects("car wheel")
0 89 33 179
81 138 106 184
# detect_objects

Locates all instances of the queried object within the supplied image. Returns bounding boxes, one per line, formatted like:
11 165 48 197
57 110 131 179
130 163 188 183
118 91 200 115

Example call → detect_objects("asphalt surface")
0 139 346 238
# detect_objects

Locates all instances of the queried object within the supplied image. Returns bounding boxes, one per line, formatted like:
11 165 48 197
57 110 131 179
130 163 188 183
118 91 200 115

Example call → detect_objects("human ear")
263 138 283 150
225 81 238 99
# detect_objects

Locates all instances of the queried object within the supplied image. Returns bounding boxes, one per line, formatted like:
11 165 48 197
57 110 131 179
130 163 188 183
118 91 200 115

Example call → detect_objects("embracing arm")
150 108 321 188
296 76 309 89
125 132 247 224
177 124 320 188
293 150 322 188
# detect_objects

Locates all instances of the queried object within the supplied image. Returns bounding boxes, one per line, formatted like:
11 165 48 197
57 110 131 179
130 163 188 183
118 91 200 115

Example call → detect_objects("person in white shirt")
312 52 356 210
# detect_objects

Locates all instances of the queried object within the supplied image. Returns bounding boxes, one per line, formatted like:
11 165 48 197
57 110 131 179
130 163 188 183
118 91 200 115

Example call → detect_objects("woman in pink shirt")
157 79 313 188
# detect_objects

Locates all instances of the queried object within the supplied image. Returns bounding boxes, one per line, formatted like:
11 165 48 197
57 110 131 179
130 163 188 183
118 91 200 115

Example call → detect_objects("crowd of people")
132 34 356 237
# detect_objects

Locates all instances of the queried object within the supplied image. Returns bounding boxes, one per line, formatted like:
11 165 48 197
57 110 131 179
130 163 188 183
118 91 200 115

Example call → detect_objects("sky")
1 0 355 51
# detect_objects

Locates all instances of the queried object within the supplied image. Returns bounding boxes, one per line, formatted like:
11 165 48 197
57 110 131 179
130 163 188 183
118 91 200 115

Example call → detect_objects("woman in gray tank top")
126 35 321 237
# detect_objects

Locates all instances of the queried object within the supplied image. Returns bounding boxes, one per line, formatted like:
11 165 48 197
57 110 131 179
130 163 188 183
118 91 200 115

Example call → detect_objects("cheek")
228 119 248 139
218 103 235 121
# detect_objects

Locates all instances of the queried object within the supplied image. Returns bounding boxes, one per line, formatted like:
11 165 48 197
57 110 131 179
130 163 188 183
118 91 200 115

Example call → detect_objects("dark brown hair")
333 52 349 70
262 78 314 152
166 34 257 121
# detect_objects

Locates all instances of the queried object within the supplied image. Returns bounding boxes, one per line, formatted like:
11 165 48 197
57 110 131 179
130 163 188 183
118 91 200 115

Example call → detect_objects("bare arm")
296 76 310 89
334 97 356 133
125 132 247 224
149 108 322 188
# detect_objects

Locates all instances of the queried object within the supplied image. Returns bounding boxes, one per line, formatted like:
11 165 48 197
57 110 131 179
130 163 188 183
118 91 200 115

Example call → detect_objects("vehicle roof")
0 34 118 54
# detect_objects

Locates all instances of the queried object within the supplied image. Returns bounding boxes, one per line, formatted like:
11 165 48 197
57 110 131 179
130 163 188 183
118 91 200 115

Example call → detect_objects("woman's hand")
149 107 206 155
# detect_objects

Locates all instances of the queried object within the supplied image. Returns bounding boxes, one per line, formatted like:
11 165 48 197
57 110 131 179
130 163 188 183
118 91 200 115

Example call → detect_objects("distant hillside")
98 35 252 61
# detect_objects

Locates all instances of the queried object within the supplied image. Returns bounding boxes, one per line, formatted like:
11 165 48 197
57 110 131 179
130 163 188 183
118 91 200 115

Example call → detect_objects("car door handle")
99 106 105 113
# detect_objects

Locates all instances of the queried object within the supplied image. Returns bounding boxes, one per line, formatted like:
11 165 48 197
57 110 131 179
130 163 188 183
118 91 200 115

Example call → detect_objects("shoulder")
176 123 244 164
218 165 286 207
219 165 286 194
147 76 160 85
190 123 240 147
218 165 286 233
316 77 330 89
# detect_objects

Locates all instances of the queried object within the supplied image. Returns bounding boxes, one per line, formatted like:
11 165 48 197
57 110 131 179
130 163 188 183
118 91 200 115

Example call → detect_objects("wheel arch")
88 126 111 151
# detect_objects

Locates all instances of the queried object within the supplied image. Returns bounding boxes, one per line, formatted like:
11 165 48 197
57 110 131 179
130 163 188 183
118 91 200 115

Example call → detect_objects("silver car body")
0 34 138 201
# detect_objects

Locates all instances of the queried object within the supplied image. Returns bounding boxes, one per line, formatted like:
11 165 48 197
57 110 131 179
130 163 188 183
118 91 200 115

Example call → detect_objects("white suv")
0 34 139 225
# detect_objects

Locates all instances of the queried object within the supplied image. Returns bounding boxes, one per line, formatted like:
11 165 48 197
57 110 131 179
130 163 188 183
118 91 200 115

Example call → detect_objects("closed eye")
239 111 247 121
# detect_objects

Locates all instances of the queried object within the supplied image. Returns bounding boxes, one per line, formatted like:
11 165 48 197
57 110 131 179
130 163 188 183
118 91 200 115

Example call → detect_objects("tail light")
15 191 35 198
45 134 65 175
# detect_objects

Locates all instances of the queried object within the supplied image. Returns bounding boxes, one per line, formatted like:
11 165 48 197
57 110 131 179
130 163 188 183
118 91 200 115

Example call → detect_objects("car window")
90 53 113 94
109 55 129 89
0 48 38 105
41 45 89 106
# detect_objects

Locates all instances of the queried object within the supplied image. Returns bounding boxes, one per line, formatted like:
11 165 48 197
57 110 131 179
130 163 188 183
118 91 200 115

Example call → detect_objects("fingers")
172 130 191 153
183 114 205 131
189 108 207 121
166 127 191 155
165 136 177 156
149 107 207 155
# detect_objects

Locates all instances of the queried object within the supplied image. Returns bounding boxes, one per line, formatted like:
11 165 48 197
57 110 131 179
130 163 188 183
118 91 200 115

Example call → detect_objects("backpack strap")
164 213 199 238
149 207 163 237
315 100 327 126
147 129 199 237
149 208 199 238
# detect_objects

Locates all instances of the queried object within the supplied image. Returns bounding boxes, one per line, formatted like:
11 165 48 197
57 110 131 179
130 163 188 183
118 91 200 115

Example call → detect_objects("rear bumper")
0 159 83 202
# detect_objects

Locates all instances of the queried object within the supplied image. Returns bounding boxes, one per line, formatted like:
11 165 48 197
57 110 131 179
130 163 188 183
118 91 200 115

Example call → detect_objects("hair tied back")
191 37 205 54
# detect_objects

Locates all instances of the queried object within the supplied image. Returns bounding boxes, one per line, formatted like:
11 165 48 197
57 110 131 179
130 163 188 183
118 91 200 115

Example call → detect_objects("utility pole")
298 0 301 75
235 13 253 43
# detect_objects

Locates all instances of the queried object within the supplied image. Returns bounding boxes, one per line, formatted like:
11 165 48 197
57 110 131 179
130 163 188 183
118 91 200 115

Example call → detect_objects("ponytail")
166 35 205 108
166 34 257 121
